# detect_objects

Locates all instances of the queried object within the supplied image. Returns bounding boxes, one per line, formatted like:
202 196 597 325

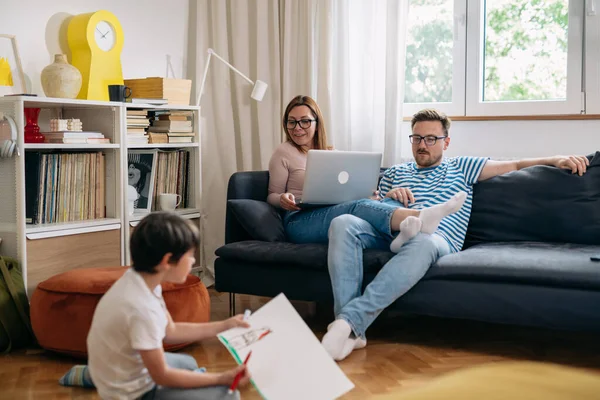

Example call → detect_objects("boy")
87 212 250 399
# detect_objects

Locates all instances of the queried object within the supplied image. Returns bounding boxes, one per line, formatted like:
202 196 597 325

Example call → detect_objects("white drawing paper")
217 293 355 400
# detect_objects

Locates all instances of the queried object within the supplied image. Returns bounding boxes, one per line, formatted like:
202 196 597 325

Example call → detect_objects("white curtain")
281 0 409 165
191 0 282 284
325 0 409 166
191 0 408 283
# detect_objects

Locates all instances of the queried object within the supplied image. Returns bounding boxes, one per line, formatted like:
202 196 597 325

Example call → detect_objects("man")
321 108 589 361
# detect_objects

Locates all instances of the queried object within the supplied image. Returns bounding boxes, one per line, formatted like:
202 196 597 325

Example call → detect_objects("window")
466 0 584 115
403 0 467 116
402 0 592 117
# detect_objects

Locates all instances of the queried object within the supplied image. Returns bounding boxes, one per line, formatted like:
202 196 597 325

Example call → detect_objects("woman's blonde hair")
282 95 329 152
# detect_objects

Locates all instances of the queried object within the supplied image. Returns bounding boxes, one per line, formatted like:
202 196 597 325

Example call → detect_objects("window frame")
402 0 467 117
465 0 585 116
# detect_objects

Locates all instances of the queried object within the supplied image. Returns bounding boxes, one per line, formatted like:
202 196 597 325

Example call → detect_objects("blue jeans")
284 198 401 243
141 353 237 400
327 214 451 339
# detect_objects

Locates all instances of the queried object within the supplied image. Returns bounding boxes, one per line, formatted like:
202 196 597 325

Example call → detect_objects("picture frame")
128 149 157 213
0 34 26 96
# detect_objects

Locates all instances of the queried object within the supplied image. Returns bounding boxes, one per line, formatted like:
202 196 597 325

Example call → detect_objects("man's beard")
415 150 442 168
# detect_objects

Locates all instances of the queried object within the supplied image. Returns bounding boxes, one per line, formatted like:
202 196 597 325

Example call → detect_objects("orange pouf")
30 266 210 359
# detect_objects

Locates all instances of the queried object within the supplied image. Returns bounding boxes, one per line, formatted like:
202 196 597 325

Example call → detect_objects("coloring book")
217 293 354 399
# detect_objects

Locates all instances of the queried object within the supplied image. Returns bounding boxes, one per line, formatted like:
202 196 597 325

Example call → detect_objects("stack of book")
147 111 194 143
41 118 110 144
126 109 150 145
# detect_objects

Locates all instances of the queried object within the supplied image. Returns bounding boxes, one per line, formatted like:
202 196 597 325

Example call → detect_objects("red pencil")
258 329 271 341
228 350 252 394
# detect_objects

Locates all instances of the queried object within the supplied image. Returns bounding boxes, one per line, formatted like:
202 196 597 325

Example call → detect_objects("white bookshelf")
0 96 202 296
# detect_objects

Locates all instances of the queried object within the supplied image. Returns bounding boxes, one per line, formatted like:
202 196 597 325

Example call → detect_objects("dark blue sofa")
214 152 600 332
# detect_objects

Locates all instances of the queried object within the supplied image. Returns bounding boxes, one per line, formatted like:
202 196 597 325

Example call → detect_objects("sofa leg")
229 292 236 317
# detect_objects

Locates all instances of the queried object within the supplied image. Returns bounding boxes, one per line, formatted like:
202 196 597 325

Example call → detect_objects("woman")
267 95 464 251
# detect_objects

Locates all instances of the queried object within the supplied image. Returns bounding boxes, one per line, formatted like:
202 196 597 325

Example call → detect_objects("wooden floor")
2 288 600 399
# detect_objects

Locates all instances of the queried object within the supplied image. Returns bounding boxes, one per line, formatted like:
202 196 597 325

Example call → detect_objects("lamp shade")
251 80 268 101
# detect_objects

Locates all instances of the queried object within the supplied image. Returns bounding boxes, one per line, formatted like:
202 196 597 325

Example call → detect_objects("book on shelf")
129 98 168 105
151 149 190 211
41 131 105 138
166 136 193 143
45 138 111 144
25 151 106 224
158 114 191 121
148 132 168 144
40 131 111 144
127 109 150 144
147 125 194 133
126 109 148 116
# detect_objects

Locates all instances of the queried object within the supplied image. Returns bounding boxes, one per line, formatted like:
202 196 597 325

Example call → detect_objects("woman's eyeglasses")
286 119 317 129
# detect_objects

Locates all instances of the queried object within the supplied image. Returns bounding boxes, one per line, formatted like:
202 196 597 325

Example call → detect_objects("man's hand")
553 155 589 176
225 314 251 330
385 187 415 207
280 193 300 211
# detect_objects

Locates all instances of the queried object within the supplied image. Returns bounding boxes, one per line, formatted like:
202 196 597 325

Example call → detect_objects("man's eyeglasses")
286 119 317 129
409 135 447 146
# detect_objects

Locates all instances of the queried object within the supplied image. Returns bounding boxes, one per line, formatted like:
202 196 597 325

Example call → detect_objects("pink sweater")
267 141 307 207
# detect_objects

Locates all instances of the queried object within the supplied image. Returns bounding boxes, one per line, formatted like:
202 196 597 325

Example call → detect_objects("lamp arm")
208 49 254 85
196 52 212 106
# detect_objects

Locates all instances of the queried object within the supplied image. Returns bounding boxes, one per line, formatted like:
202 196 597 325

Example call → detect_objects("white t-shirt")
87 268 168 400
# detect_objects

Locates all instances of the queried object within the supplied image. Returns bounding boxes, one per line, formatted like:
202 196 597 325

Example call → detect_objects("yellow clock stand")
67 10 124 101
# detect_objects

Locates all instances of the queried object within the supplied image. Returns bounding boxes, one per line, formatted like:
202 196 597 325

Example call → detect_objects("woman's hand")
385 187 415 207
218 364 251 388
280 193 300 211
369 190 381 200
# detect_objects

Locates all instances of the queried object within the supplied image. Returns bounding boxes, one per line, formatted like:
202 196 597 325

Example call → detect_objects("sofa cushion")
215 241 394 273
465 151 600 247
216 240 600 291
429 242 600 290
227 199 285 242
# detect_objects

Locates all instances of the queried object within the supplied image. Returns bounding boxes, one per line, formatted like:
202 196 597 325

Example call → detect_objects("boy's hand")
219 364 251 387
225 314 251 330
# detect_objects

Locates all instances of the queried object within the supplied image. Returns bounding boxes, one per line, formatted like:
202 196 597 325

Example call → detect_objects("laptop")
297 150 382 208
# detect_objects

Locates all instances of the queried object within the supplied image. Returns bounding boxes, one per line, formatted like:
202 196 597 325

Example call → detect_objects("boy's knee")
164 352 198 370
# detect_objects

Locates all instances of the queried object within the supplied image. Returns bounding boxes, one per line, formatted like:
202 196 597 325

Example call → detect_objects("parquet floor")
2 288 600 399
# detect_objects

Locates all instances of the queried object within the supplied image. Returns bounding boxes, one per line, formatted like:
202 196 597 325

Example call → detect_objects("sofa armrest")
225 171 270 244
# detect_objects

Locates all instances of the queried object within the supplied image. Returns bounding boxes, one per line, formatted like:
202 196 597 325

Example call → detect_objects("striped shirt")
378 157 489 253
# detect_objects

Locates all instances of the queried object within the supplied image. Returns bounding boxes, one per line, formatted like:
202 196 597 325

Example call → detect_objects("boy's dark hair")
130 211 199 273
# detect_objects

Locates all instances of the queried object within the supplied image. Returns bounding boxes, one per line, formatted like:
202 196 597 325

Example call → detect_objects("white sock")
419 191 467 234
390 216 422 253
325 323 367 361
321 319 352 360
335 337 365 361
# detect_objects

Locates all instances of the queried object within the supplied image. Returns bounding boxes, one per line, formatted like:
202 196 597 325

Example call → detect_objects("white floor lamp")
196 48 268 105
